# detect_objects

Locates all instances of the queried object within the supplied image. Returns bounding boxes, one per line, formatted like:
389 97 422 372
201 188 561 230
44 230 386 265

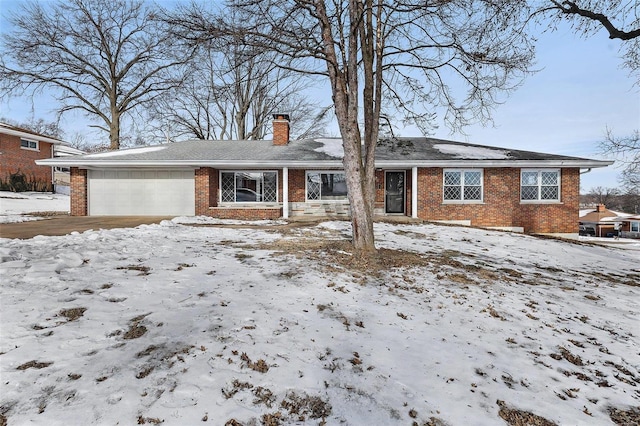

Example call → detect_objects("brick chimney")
596 204 606 212
272 113 290 146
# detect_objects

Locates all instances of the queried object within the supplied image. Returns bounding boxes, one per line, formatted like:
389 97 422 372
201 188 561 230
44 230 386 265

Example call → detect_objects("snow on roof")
313 138 344 158
432 143 511 160
84 146 167 158
579 208 634 220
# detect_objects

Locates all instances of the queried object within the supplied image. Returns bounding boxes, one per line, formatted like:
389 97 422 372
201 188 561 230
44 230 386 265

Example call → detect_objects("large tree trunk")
109 111 120 150
341 123 376 255
316 0 377 256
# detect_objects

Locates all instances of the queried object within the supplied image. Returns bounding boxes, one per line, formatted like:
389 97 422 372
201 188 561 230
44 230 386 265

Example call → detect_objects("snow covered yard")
0 191 69 223
1 219 639 425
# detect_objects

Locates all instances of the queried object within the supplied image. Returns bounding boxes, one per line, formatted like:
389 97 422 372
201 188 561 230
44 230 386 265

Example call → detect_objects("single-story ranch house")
38 115 612 234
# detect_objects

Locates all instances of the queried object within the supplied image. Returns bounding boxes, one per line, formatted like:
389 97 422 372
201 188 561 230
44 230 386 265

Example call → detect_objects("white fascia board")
36 158 613 169
374 159 614 168
1 128 70 146
35 159 346 168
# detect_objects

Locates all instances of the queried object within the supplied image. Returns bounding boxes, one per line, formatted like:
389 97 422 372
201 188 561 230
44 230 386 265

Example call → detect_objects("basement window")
20 139 39 150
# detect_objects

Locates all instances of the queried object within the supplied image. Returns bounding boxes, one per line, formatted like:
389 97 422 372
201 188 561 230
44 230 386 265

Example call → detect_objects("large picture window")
631 221 639 233
220 171 277 203
443 169 483 202
306 172 348 201
521 169 560 201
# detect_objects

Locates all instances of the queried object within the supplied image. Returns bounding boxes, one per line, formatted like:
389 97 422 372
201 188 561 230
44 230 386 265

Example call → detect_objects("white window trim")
219 170 278 204
442 169 484 204
631 221 640 233
20 138 39 151
305 170 349 202
520 168 561 203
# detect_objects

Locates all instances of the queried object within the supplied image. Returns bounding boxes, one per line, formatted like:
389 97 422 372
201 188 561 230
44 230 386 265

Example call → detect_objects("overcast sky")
1 1 638 192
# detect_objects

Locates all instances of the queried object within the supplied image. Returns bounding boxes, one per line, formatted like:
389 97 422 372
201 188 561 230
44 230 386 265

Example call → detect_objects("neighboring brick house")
579 204 631 237
38 115 612 234
620 215 640 239
0 122 68 192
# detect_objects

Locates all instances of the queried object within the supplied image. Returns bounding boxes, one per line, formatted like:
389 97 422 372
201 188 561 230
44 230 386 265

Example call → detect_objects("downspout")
580 168 592 175
411 167 418 219
51 143 55 193
282 167 289 219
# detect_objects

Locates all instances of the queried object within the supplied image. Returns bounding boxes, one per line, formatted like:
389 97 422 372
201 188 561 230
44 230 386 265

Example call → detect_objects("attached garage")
88 169 195 216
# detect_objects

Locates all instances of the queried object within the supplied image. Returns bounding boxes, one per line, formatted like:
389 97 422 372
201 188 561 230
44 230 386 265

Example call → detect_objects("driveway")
0 216 174 239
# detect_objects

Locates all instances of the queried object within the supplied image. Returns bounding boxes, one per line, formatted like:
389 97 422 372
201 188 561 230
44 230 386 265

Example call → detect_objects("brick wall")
195 167 214 215
0 132 54 190
208 207 283 220
70 167 87 216
415 167 579 233
272 117 290 146
289 169 306 202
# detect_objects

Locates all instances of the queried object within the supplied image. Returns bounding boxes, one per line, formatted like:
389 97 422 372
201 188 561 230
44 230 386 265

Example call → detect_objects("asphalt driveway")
0 216 174 239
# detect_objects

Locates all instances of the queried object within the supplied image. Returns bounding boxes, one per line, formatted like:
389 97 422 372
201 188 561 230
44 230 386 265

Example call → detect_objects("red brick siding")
208 207 283 220
0 132 54 189
374 170 385 210
272 119 290 146
289 169 306 202
70 167 87 216
416 167 579 233
195 167 212 215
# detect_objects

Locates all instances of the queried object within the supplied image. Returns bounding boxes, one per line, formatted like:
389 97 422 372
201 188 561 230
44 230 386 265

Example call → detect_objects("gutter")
36 159 614 169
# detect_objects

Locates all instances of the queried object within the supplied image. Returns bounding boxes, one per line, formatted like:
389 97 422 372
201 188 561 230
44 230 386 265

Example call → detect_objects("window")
306 172 348 201
220 171 277 203
443 169 483 202
631 221 640 233
521 169 560 201
20 139 39 150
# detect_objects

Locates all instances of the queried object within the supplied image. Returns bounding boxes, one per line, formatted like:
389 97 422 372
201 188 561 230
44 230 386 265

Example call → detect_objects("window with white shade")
521 169 560 202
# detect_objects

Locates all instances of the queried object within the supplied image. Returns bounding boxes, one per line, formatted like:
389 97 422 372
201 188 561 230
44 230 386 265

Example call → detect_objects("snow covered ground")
0 191 69 223
1 217 639 425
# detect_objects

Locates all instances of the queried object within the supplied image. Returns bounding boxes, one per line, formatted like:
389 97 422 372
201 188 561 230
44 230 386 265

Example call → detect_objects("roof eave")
1 128 70 146
36 158 614 169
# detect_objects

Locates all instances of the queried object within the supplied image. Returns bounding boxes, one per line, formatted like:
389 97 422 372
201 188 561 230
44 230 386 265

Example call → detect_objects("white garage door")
88 169 195 216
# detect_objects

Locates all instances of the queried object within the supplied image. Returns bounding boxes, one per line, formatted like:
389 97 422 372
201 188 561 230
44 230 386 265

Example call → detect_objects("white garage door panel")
88 169 195 216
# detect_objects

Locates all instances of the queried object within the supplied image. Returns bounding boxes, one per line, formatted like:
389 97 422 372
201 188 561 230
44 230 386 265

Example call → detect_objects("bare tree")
584 186 621 207
535 2 639 194
171 0 534 255
0 117 64 139
540 1 640 79
601 129 640 193
147 35 328 142
0 0 195 150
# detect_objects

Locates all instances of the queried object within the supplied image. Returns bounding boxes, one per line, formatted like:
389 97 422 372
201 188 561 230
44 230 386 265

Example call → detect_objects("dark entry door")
385 171 405 214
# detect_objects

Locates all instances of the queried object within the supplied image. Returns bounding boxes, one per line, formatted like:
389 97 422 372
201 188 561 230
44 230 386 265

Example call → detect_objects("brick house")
620 215 640 239
579 204 631 237
38 115 612 234
0 122 68 192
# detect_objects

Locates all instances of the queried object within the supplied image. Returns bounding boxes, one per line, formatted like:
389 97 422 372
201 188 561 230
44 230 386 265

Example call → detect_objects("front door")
385 171 405 214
